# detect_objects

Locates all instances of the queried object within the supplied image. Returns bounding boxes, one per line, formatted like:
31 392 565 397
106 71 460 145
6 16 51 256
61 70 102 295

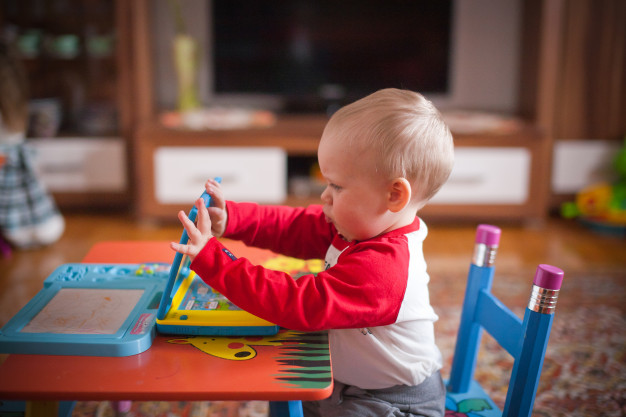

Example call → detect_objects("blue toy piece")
446 224 564 417
0 263 170 356
157 178 221 321
156 177 279 336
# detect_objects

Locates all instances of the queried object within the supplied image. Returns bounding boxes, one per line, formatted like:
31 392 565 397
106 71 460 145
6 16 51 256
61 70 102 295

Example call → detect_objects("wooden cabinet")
134 114 549 223
27 137 127 207
421 125 549 222
1 0 133 208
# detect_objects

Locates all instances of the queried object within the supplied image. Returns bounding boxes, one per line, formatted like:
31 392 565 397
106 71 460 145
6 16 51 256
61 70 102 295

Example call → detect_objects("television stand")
134 114 548 223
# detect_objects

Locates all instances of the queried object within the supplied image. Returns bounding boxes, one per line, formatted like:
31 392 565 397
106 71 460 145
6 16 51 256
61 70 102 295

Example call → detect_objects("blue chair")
270 401 304 417
0 400 75 417
445 224 564 417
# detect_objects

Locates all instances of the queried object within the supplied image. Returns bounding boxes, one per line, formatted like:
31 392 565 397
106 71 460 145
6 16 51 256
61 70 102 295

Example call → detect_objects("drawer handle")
39 163 84 174
191 174 238 186
446 175 485 186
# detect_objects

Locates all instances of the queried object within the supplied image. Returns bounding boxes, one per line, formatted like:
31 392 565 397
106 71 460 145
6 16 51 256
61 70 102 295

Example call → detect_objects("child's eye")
330 183 342 191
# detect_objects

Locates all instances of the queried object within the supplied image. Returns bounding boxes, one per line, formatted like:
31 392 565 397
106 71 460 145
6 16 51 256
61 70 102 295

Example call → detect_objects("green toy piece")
561 138 626 234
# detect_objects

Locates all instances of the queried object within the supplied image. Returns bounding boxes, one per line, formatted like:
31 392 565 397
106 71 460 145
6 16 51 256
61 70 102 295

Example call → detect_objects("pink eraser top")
534 264 564 290
475 224 501 246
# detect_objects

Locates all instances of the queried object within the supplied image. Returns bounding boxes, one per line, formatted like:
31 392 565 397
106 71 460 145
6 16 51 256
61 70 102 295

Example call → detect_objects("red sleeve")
223 201 334 260
190 237 409 331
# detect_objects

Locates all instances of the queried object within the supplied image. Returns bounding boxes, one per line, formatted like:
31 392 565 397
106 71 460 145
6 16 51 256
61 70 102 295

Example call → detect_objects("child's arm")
190 239 410 331
223 202 334 260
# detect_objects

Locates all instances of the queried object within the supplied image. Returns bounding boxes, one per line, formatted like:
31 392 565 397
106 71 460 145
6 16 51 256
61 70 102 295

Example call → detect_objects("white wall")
552 140 621 194
434 0 521 113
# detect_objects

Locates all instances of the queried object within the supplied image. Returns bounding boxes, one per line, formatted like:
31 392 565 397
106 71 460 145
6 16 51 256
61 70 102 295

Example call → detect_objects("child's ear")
387 178 412 213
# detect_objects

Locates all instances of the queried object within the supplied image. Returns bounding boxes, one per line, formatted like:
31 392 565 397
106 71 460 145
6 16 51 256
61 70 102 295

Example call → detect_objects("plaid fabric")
0 143 61 234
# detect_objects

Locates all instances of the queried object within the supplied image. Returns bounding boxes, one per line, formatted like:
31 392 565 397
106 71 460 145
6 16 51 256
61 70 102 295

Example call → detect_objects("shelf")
137 114 544 149
1 0 134 209
135 115 328 155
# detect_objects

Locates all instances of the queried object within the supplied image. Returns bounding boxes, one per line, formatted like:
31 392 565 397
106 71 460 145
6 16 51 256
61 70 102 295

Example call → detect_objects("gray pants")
302 371 445 417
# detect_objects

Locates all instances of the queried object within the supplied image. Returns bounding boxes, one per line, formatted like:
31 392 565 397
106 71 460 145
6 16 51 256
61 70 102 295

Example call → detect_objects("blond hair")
0 40 29 133
324 88 454 209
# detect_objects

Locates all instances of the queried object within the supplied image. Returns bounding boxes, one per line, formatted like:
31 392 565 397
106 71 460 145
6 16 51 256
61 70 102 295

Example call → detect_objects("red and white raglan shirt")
190 201 442 389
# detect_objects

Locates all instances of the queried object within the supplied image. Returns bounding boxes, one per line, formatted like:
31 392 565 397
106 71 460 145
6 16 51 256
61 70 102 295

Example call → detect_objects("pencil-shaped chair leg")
447 224 501 393
503 264 564 417
269 400 303 417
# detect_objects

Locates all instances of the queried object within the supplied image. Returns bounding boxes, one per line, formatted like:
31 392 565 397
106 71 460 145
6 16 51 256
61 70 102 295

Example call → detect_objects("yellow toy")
562 138 626 233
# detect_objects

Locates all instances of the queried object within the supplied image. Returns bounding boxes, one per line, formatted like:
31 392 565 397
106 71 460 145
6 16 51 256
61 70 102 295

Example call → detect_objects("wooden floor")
1 212 624 328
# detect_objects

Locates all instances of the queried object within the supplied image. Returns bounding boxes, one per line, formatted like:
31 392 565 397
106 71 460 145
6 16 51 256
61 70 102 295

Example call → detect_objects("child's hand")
170 197 213 262
205 178 228 238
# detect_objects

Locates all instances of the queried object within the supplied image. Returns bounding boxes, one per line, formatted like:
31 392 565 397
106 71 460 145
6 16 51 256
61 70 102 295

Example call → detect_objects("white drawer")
154 147 287 204
431 147 531 204
26 138 127 192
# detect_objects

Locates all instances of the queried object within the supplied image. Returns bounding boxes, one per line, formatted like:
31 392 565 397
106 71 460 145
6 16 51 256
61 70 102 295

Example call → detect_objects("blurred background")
0 0 623 224
0 1 624 415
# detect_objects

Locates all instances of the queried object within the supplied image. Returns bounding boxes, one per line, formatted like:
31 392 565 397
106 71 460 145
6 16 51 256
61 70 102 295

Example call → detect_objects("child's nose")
320 186 332 204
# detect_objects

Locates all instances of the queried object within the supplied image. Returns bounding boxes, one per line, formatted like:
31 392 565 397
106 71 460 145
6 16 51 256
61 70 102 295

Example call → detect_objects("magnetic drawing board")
156 179 279 336
0 263 169 356
22 288 145 335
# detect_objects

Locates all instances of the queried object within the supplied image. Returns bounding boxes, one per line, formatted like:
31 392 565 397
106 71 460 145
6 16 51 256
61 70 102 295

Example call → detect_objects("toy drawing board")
0 263 169 356
156 180 279 336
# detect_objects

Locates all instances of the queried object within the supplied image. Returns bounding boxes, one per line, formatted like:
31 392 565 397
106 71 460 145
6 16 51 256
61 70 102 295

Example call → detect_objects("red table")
0 241 333 416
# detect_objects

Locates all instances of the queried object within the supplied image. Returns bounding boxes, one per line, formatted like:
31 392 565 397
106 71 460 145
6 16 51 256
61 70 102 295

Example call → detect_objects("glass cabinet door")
1 0 119 138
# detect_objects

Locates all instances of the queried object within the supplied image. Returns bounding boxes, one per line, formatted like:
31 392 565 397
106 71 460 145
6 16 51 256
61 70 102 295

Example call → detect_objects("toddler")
171 88 454 416
0 39 64 249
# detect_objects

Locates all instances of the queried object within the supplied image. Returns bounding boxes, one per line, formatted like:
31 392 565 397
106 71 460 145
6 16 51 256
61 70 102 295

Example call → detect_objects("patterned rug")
70 304 625 417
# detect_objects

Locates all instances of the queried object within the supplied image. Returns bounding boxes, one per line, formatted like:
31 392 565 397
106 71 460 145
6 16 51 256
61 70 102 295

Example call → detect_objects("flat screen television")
211 0 452 113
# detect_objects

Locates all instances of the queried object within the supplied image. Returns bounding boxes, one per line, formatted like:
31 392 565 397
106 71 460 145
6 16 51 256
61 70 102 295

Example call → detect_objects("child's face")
318 131 394 242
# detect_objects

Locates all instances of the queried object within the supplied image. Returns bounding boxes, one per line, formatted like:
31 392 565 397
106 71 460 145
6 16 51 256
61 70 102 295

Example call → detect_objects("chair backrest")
447 224 564 417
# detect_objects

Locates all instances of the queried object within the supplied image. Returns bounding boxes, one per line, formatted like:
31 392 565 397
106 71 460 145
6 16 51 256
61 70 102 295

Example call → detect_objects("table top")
0 240 333 402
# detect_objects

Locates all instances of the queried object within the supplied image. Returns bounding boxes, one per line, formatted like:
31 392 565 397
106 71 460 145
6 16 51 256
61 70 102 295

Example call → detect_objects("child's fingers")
206 178 220 188
177 209 196 232
172 201 214 261
195 198 212 235
205 179 226 209
170 241 188 254
178 208 205 244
